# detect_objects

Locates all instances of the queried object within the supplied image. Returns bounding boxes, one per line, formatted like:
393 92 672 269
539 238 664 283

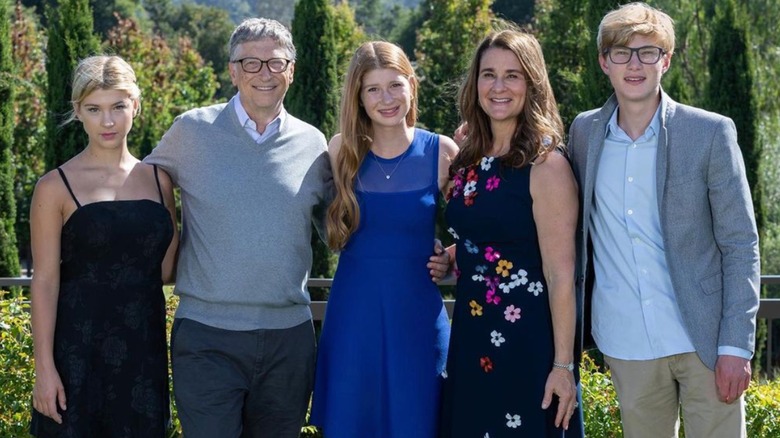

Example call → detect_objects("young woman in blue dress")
310 41 458 437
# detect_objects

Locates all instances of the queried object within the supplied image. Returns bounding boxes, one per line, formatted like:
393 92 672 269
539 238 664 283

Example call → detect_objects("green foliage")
89 0 144 38
579 352 622 437
257 0 297 28
415 0 494 135
288 0 342 289
350 0 382 36
11 2 46 272
166 3 235 100
44 0 100 170
0 0 20 278
105 16 218 158
4 302 779 437
491 0 533 25
0 294 33 436
535 0 591 127
331 2 367 76
288 0 340 139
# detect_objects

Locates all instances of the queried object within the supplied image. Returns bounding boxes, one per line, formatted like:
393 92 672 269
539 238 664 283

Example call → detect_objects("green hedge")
2 292 779 437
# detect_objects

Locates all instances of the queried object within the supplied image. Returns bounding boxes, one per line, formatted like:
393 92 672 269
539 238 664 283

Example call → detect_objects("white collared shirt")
233 93 286 144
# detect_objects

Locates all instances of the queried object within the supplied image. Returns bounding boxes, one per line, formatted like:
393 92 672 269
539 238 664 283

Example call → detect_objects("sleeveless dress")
310 129 450 438
440 157 584 437
30 166 173 438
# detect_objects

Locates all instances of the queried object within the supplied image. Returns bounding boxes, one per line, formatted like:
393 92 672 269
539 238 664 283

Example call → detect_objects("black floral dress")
440 157 583 437
31 168 173 438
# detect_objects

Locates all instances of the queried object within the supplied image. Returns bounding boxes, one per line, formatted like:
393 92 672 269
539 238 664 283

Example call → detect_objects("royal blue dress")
310 129 450 438
440 157 584 437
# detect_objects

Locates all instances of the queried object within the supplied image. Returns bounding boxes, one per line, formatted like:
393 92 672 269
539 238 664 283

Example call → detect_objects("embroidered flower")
528 281 544 296
447 169 466 200
484 247 501 262
495 260 513 277
475 264 488 274
486 290 502 305
504 305 521 322
510 269 529 287
481 156 495 170
465 240 479 254
447 227 460 240
471 273 485 282
506 413 522 428
484 275 500 291
490 330 505 347
480 356 493 373
498 281 513 294
469 300 483 317
486 175 501 191
463 180 477 196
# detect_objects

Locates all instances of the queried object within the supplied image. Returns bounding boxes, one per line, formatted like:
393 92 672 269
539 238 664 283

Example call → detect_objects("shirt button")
628 176 634 182
632 144 637 148
627 209 634 215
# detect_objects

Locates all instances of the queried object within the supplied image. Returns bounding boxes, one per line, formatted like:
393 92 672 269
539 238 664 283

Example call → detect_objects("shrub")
2 292 778 437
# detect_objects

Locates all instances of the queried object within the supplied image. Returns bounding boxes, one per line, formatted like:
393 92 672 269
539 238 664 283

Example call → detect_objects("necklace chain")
371 147 409 180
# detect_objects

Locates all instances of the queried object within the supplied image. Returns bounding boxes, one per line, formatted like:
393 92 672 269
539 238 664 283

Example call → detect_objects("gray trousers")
170 318 316 438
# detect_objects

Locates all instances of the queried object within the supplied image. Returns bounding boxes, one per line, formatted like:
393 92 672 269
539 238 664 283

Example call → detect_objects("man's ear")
599 53 610 75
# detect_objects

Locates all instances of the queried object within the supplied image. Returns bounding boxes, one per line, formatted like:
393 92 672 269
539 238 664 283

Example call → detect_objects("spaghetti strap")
56 167 82 208
152 165 165 205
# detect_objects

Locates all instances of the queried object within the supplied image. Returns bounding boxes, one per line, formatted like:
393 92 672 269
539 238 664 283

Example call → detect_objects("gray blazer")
568 91 760 370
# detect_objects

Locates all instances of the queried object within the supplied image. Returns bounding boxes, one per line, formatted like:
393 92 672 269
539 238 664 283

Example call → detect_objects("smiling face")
600 34 670 107
477 47 527 128
75 88 137 151
359 68 414 129
229 37 294 121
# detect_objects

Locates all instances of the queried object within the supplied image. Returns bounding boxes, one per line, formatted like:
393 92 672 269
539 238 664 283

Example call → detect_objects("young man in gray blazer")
568 3 760 437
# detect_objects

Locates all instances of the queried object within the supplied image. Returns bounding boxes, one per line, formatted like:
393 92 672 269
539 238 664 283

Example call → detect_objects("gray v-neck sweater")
145 97 332 330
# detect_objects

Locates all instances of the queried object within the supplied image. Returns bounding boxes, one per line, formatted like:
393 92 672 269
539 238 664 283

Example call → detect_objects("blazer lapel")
583 96 618 216
656 92 674 214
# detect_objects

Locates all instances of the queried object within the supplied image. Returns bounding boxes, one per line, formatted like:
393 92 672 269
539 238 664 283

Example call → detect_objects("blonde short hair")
597 2 675 55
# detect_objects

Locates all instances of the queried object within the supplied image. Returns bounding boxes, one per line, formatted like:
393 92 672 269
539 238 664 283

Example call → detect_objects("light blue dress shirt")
233 93 285 144
590 102 699 360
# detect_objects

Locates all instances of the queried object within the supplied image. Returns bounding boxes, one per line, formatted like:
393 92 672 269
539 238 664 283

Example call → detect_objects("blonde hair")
597 2 675 55
452 29 563 173
326 41 418 250
64 55 140 125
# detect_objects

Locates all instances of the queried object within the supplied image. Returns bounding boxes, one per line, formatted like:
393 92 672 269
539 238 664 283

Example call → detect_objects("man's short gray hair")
228 18 296 61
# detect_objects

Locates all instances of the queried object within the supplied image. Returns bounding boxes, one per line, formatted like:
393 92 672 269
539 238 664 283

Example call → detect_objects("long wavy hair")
326 41 418 250
451 30 563 173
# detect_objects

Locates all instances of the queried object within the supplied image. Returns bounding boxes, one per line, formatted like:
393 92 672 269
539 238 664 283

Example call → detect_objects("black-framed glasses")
604 46 666 65
231 57 292 73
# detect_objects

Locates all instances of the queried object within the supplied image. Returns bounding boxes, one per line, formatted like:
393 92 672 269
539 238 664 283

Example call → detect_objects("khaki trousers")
605 352 746 438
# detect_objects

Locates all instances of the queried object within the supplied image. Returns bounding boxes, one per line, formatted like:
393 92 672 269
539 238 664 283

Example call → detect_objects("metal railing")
3 275 780 373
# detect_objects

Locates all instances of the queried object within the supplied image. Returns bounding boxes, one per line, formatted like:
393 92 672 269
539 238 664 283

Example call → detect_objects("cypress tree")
415 0 494 135
288 0 341 284
705 0 765 372
0 0 20 278
44 0 100 170
537 0 591 127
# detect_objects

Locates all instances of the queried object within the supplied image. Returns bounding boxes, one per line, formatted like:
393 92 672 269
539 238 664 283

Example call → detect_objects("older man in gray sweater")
145 18 331 438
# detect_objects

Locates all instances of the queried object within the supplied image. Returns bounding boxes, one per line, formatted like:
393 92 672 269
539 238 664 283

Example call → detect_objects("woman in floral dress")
440 30 584 437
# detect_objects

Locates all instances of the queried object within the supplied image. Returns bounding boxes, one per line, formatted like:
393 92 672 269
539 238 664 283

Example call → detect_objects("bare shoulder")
328 133 343 159
438 134 459 159
34 169 68 201
530 151 577 196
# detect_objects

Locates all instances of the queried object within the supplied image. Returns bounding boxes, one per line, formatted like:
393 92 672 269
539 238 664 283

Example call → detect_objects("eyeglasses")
231 57 292 73
604 46 666 65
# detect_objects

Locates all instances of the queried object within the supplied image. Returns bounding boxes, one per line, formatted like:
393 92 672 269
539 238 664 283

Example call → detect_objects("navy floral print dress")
30 168 173 438
440 157 583 437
